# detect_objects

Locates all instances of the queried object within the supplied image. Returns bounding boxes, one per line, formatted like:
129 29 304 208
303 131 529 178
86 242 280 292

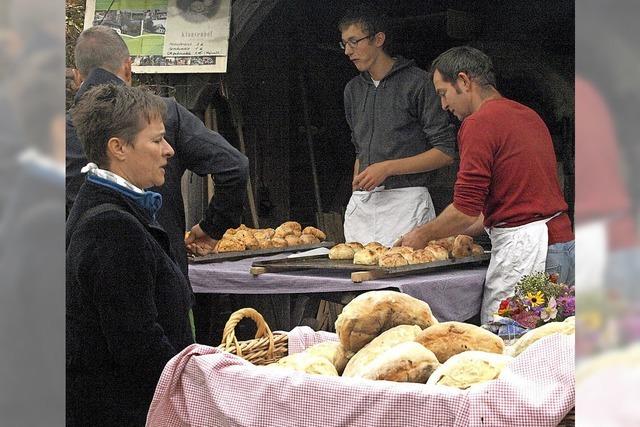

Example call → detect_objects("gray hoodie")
344 56 456 189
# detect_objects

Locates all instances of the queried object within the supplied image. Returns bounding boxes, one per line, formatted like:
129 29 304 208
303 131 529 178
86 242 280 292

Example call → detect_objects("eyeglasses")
339 35 372 50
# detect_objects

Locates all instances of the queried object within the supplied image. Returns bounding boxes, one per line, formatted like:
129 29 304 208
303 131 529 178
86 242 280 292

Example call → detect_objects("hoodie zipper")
367 84 377 166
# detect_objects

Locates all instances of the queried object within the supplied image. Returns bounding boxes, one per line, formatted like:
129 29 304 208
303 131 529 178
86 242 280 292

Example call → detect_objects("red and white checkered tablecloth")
146 329 574 427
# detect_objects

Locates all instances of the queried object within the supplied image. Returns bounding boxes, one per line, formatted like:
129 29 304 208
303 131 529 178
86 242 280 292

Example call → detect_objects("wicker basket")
217 307 288 365
217 308 574 426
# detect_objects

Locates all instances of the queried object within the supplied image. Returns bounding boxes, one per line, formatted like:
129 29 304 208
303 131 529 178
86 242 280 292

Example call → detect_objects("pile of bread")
328 235 485 268
187 221 326 256
266 290 575 389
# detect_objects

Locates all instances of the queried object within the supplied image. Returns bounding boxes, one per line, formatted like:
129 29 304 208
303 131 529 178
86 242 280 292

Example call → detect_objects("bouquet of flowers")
497 272 575 328
486 272 575 339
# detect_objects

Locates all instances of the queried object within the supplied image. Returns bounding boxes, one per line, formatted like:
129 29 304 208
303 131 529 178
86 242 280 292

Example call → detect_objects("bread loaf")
360 341 440 383
409 249 436 265
415 321 505 363
353 248 378 265
302 226 326 241
423 244 449 261
471 244 485 256
305 341 351 375
335 290 438 354
509 321 575 357
343 324 422 377
378 253 409 268
268 352 339 376
329 243 355 260
428 237 456 252
284 235 302 246
451 235 474 258
427 351 513 389
271 237 288 248
345 242 364 251
299 234 320 245
216 238 246 253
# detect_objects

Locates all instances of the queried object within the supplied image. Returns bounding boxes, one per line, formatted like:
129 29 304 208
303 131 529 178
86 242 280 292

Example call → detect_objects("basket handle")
220 308 275 358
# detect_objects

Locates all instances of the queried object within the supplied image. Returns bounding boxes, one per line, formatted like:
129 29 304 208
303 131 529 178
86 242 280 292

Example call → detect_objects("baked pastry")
364 242 384 250
216 238 246 253
360 342 440 383
305 341 351 375
429 236 456 252
353 248 379 265
299 234 320 245
343 325 422 377
509 321 575 357
284 235 302 246
378 253 409 268
281 221 302 232
415 321 505 363
335 290 439 354
222 228 237 240
345 242 364 251
257 238 274 249
471 244 485 256
253 228 275 240
329 243 355 260
271 237 288 248
269 353 339 376
409 249 436 265
302 226 326 241
373 246 389 255
427 351 513 389
423 244 449 261
451 235 474 258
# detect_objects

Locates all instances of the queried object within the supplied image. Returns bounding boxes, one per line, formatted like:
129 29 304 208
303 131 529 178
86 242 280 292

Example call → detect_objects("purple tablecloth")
189 254 487 322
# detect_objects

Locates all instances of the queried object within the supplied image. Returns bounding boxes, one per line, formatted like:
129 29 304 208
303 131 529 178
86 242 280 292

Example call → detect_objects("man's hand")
185 224 218 256
353 161 391 191
396 226 431 249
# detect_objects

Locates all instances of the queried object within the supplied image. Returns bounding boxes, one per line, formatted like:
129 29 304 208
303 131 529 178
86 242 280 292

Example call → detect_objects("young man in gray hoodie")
339 4 456 246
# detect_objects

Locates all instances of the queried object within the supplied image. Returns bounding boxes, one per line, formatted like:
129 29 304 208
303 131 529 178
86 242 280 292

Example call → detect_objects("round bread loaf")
364 241 384 250
415 321 505 363
281 221 302 232
509 320 574 357
360 341 440 383
216 238 246 253
253 228 275 240
451 234 474 258
409 249 436 265
428 236 456 252
222 228 237 240
343 324 422 377
299 234 320 245
424 244 449 261
302 226 326 241
427 351 513 389
284 235 302 246
353 248 379 265
471 244 485 256
271 237 288 248
378 253 409 268
329 243 355 260
257 238 274 249
268 352 339 376
335 290 439 354
346 242 364 251
305 341 351 375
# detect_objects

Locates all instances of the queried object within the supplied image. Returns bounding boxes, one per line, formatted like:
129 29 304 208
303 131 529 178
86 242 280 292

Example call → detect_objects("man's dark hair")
71 84 166 168
74 26 130 77
430 46 497 88
338 3 392 53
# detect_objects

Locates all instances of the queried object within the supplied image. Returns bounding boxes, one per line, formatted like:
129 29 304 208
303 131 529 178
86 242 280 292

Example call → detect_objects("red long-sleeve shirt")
453 98 574 245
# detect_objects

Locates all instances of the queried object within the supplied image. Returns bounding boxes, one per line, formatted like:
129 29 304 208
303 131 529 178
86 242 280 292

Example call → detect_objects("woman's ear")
107 137 128 162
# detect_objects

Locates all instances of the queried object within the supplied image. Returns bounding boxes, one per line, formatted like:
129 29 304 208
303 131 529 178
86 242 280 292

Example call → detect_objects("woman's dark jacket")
66 180 194 426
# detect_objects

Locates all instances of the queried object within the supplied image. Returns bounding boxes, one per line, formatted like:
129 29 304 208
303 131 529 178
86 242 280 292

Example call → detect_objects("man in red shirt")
399 46 574 323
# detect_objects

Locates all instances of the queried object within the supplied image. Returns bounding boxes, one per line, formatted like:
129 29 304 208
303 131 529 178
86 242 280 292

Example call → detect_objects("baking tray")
188 241 335 264
250 252 491 282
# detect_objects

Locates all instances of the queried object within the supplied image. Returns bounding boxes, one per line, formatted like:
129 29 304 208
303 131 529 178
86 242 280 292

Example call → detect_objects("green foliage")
66 0 86 67
514 272 567 299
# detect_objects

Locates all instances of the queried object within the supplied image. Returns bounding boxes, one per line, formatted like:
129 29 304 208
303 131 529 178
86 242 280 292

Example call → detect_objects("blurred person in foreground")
0 51 64 425
66 26 249 341
399 46 575 324
66 84 194 425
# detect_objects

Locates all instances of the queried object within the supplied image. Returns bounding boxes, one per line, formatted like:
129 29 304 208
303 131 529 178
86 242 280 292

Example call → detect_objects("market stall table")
190 253 487 333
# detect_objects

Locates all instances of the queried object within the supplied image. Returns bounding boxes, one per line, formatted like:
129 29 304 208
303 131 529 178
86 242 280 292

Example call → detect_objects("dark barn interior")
193 0 576 236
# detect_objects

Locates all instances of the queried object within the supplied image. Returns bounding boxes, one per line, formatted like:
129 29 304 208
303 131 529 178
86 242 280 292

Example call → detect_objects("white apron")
343 186 435 247
574 219 608 292
481 213 561 324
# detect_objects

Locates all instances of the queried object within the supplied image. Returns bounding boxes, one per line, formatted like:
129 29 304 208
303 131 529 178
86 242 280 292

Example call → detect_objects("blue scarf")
87 174 163 219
